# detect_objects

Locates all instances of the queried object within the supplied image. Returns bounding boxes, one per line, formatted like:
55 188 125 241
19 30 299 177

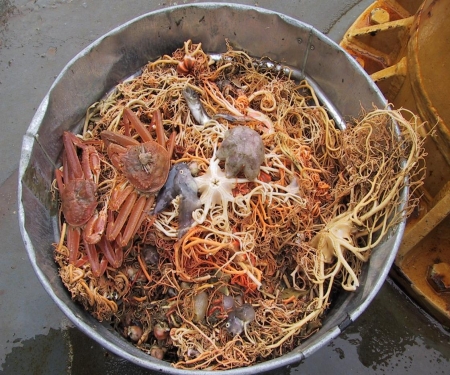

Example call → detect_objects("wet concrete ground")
1 0 449 374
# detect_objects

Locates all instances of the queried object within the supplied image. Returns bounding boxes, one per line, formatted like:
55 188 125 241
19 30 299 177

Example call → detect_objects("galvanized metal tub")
18 3 402 374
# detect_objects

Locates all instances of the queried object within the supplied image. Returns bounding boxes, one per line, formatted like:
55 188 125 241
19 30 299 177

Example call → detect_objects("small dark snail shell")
142 244 159 266
177 55 196 75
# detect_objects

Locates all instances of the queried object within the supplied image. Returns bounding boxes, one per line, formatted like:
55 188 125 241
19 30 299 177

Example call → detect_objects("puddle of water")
1 329 69 374
291 279 450 374
2 326 154 375
66 328 149 375
346 279 450 371
0 170 67 369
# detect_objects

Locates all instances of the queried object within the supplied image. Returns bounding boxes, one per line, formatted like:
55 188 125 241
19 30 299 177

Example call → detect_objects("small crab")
55 132 107 268
101 108 176 247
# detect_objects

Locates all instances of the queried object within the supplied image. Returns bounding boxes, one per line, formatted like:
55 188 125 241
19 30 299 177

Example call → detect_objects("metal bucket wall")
18 4 397 374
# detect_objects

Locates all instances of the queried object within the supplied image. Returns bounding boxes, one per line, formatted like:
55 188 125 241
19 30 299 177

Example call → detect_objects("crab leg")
67 226 81 265
138 195 155 226
54 168 65 195
110 182 134 211
119 195 148 247
123 108 175 150
151 109 165 146
84 207 107 244
84 239 108 278
97 235 123 268
166 131 177 159
123 107 154 142
121 196 158 246
62 132 83 179
106 191 138 242
82 144 101 184
101 132 139 148
152 108 177 153
123 109 132 137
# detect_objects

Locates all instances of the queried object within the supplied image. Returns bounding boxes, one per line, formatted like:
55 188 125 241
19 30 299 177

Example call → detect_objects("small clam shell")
127 325 143 342
193 291 209 323
234 303 256 323
222 295 235 310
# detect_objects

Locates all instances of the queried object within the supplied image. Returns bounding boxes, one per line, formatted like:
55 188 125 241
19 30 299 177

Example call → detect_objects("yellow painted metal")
406 0 450 165
341 0 450 326
400 180 450 256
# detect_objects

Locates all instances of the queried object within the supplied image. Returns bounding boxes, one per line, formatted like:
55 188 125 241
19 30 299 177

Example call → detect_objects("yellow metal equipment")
341 0 450 326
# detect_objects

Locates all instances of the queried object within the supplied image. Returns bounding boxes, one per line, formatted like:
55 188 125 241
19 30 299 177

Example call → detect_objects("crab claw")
83 207 107 245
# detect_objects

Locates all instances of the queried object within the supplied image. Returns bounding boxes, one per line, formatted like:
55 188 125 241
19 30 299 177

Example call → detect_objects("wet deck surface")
1 0 449 374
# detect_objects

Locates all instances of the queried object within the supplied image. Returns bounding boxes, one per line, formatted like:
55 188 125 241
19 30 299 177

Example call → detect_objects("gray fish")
225 311 244 336
234 303 256 323
153 163 201 238
182 87 212 125
224 303 256 336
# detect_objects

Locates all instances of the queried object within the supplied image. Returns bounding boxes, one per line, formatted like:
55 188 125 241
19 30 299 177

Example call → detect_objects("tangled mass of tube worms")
53 40 425 370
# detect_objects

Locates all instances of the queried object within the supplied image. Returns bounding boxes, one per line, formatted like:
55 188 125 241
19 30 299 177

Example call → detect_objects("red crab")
55 132 110 274
101 107 176 247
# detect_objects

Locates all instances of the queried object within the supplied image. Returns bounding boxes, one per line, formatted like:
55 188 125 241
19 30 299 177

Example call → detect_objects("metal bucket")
18 3 401 374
